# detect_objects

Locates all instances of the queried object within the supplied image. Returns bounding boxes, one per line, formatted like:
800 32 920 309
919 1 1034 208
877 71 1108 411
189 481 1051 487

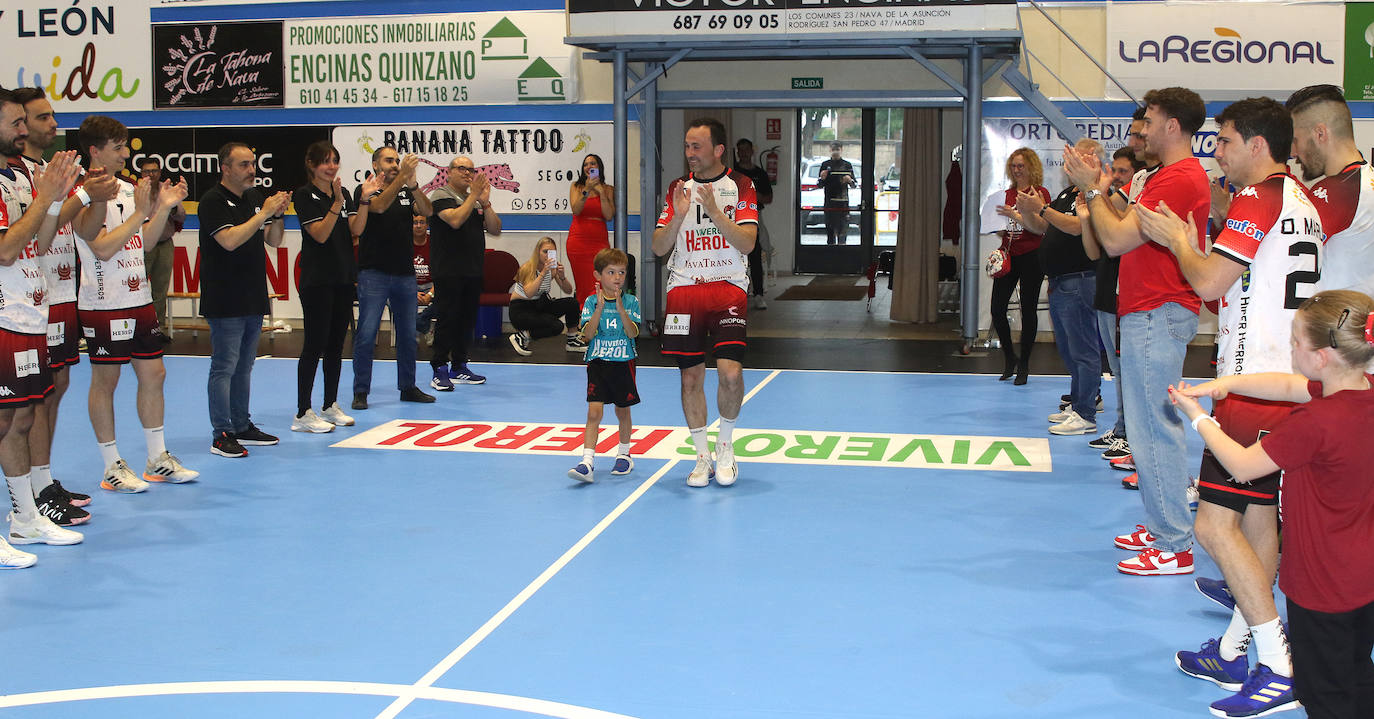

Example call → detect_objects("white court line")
373 368 783 719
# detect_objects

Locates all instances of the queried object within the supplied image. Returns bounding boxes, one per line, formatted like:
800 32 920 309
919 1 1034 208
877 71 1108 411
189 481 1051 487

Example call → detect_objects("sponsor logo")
1238 186 1259 198
30 288 43 306
1312 187 1328 201
664 313 690 335
0 387 13 397
125 275 142 292
95 346 110 356
1224 217 1265 241
727 305 740 317
736 201 747 210
1117 29 1335 67
109 319 135 342
83 325 96 338
55 262 74 281
13 349 38 378
47 322 63 347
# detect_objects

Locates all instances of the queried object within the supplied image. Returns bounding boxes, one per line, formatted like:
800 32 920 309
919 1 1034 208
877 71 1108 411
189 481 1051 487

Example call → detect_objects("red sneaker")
1121 472 1139 490
1110 453 1135 471
1118 547 1194 576
1113 524 1155 550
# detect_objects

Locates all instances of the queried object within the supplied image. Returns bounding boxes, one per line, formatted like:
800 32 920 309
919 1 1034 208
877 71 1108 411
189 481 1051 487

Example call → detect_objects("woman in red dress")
566 154 615 310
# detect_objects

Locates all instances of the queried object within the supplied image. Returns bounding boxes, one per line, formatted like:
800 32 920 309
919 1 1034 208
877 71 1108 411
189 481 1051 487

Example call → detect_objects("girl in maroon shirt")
991 148 1051 384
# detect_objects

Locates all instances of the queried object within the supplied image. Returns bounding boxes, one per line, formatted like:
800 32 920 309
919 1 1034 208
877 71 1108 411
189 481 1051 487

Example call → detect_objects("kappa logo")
95 347 109 356
0 386 13 397
1312 187 1329 201
1238 186 1260 198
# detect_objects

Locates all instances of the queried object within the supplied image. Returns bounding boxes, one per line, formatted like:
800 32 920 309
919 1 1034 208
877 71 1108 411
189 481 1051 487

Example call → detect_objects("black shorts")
661 282 748 368
0 328 52 408
80 303 164 364
1197 395 1292 512
586 359 639 408
47 301 81 369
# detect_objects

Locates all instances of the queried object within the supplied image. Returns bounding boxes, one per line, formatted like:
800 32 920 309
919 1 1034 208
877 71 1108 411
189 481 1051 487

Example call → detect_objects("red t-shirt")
412 240 431 287
1002 186 1051 256
1119 157 1210 316
1261 375 1374 613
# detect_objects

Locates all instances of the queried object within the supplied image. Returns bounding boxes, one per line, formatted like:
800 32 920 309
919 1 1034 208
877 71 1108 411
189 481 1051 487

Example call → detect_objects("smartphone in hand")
588 167 599 180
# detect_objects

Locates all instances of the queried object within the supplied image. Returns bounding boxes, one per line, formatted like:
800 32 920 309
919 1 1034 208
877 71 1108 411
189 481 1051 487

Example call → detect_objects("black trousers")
297 283 353 415
1288 596 1374 719
825 198 849 244
509 296 579 340
990 250 1044 366
430 276 482 369
747 242 765 297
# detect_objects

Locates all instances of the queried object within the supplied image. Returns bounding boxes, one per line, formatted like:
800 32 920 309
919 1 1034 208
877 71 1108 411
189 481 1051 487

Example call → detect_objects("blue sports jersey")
580 293 640 361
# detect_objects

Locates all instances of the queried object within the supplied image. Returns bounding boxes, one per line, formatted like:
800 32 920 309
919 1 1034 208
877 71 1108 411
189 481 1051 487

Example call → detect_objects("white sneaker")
686 456 715 487
0 536 36 568
1047 409 1072 423
715 452 739 486
320 403 355 427
144 451 200 484
291 409 335 434
1049 409 1096 436
8 512 83 545
1187 477 1200 511
101 459 149 493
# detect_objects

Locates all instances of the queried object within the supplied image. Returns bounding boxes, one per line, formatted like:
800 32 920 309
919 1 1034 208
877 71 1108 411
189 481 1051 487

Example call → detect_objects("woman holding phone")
507 237 580 356
566 154 614 316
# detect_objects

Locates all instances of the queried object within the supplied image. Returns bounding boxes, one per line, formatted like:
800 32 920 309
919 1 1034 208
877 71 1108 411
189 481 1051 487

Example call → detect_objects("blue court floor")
0 355 1297 718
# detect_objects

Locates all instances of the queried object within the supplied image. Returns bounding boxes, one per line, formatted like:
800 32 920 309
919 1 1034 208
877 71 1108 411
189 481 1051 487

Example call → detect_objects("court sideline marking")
373 368 784 719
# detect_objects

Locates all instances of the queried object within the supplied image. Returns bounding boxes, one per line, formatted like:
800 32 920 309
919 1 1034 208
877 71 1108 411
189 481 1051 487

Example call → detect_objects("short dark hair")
1142 87 1206 136
1285 84 1345 114
304 140 340 174
1215 97 1292 163
218 141 252 167
10 87 44 106
1132 105 1147 122
139 157 161 171
687 118 727 150
77 115 128 156
371 145 397 163
0 88 14 108
1112 146 1145 171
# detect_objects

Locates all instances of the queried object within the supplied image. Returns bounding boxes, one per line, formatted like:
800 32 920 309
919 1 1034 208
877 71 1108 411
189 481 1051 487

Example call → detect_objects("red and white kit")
657 170 759 293
1308 160 1374 295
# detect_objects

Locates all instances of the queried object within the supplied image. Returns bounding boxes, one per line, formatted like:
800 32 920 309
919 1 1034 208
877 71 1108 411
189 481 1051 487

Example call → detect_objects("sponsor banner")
1106 1 1343 100
0 1 151 112
331 123 615 215
283 11 576 108
153 21 285 108
1345 2 1374 101
333 420 1053 473
567 0 1017 40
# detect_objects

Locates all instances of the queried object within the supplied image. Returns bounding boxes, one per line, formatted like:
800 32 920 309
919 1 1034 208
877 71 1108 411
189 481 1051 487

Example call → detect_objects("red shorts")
47 301 81 369
661 282 748 365
0 328 52 408
1198 393 1294 511
79 304 164 364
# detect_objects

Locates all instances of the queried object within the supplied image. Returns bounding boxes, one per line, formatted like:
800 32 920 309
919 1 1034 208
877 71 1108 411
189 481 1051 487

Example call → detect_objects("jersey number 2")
1284 241 1320 310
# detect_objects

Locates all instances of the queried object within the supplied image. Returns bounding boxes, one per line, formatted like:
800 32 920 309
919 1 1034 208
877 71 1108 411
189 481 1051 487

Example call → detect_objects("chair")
477 249 519 338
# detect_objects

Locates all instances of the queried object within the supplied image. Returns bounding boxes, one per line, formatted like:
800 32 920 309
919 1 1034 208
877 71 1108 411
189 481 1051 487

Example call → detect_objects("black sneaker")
35 485 91 526
352 393 368 410
1102 438 1132 461
234 423 279 446
1059 395 1105 412
1088 430 1122 450
211 431 248 458
48 479 91 508
400 386 436 403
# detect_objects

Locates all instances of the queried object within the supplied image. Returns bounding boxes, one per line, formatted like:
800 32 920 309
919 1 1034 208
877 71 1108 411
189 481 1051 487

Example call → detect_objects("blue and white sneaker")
449 364 486 385
430 366 454 392
568 461 593 483
1209 664 1300 718
610 455 633 475
1197 577 1237 611
1176 637 1249 690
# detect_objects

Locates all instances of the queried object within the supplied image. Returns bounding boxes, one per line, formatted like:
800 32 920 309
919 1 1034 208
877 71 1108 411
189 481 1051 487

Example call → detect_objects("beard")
0 136 24 157
1296 157 1323 183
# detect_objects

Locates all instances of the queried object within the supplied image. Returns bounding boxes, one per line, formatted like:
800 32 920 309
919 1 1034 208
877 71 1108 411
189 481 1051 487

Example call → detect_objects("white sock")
717 416 736 456
689 426 710 459
98 439 121 468
30 464 53 494
617 442 631 457
6 474 37 519
582 447 595 468
1219 607 1252 662
145 425 166 461
1250 617 1292 676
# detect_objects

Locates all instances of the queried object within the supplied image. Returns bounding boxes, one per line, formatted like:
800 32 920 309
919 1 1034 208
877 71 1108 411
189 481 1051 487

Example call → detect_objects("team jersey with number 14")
657 170 758 293
1210 172 1324 377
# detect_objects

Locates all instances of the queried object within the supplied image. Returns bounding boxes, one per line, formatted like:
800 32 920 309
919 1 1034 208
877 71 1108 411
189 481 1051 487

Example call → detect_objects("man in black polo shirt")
426 155 501 390
351 146 434 409
1014 138 1103 436
818 142 855 245
197 142 291 458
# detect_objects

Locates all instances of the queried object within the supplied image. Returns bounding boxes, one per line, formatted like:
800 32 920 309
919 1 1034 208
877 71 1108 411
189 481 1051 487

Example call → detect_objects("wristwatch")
1083 189 1103 203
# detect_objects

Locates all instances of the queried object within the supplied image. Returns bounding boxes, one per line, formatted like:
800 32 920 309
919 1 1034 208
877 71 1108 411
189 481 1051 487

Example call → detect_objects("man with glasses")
139 157 185 341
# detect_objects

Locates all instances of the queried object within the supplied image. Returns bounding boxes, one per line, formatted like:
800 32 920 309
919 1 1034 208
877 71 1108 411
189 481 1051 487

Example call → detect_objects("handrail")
1022 0 1139 106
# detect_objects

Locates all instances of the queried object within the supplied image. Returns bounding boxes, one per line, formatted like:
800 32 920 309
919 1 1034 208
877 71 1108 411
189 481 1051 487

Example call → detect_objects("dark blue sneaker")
449 363 486 385
568 461 593 483
1208 664 1299 718
611 455 634 475
1197 577 1237 611
430 366 454 392
1176 637 1249 690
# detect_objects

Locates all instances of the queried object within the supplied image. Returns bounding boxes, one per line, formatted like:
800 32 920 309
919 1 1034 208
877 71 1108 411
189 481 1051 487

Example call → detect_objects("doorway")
795 107 902 274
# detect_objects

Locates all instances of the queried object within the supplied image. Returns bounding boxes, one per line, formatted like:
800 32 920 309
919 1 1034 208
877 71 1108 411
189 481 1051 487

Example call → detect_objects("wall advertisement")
284 11 577 108
1106 1 1343 101
330 123 615 216
152 21 286 109
0 1 151 112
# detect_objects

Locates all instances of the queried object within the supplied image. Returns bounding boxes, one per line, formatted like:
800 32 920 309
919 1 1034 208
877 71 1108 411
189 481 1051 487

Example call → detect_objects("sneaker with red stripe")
1110 453 1135 471
1121 472 1138 490
1114 524 1156 550
1118 547 1194 576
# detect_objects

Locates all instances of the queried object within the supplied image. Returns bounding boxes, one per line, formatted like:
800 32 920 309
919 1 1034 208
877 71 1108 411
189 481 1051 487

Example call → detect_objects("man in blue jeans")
197 143 293 457
351 147 435 409
1065 87 1211 576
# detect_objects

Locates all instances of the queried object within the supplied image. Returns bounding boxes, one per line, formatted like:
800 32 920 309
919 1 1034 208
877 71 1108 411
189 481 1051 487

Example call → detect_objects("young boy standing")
568 248 640 483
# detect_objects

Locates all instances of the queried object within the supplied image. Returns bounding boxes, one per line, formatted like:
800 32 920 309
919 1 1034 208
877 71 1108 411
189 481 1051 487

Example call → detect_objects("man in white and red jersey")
72 115 196 495
652 118 758 488
1140 98 1318 716
1286 84 1374 296
1064 87 1211 577
13 87 117 526
0 88 84 564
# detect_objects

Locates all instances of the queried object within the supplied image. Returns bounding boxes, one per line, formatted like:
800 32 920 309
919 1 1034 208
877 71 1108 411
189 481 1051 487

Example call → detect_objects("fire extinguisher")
762 146 780 186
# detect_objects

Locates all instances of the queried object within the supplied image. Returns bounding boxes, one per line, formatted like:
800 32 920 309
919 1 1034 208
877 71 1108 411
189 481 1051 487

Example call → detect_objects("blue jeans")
1118 302 1198 553
207 315 262 435
1047 272 1100 423
1097 309 1126 436
353 269 418 396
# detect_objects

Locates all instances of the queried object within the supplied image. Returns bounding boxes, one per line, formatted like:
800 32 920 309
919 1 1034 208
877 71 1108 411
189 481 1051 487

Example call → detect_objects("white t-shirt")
75 176 152 311
656 169 758 293
23 157 77 307
0 160 49 334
